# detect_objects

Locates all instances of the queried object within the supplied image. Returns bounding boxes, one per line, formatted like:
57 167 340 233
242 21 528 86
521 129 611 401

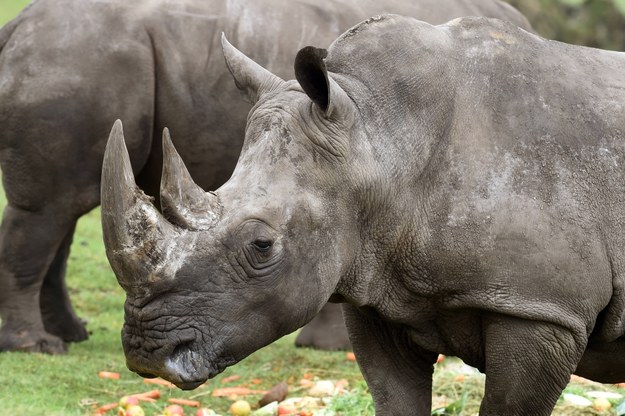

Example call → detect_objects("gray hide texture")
0 0 531 354
102 13 625 416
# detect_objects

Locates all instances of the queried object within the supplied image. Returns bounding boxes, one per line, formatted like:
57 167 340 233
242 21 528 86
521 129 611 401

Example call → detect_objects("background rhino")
0 0 531 354
102 12 625 416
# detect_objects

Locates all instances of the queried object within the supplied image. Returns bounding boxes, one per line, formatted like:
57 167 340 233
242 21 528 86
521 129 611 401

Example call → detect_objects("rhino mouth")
164 342 212 390
127 338 235 390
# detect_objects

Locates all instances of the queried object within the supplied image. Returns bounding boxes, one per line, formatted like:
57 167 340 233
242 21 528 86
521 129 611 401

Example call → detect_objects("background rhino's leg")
575 339 625 382
0 205 76 354
479 314 586 416
342 304 436 415
39 221 88 342
295 303 351 350
0 7 155 353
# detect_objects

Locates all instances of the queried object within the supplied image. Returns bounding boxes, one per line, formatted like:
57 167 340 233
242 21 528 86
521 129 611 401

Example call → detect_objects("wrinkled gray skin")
103 14 625 415
0 0 531 354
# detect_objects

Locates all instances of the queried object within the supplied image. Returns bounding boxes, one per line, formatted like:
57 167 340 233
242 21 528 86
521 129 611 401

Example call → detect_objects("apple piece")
195 408 217 416
229 400 251 416
277 402 297 415
126 405 145 416
164 404 185 415
593 397 612 412
119 396 140 409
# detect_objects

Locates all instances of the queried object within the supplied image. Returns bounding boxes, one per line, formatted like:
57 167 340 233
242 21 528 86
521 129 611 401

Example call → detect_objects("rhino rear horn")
160 128 221 230
101 120 180 292
221 33 285 103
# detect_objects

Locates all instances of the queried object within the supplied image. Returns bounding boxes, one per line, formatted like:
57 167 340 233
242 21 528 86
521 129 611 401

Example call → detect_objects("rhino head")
101 35 362 388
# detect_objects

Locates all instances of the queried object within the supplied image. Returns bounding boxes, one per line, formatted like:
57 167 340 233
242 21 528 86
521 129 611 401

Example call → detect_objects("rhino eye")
252 238 273 252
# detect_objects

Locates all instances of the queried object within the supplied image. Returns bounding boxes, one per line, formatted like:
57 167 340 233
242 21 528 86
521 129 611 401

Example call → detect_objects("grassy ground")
2 1 625 415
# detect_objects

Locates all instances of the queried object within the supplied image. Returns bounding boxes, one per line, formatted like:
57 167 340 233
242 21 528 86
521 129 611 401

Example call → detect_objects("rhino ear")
295 46 352 118
221 33 285 103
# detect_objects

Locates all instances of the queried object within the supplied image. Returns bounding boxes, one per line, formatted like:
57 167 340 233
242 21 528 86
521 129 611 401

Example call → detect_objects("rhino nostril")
167 341 202 379
171 341 193 360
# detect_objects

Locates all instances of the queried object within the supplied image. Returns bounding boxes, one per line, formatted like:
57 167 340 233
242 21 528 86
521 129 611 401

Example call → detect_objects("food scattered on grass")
132 390 162 401
562 393 592 407
99 371 121 380
196 408 218 416
144 378 177 388
119 396 141 408
592 397 612 412
345 352 356 362
221 375 242 384
90 357 625 416
212 387 268 398
276 401 297 415
125 405 146 416
95 402 119 414
307 380 335 397
168 398 201 407
163 404 185 415
258 382 289 407
229 400 251 416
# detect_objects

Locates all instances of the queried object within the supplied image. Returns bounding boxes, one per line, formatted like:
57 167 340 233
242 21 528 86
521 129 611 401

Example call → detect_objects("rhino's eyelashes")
243 241 281 270
252 238 272 252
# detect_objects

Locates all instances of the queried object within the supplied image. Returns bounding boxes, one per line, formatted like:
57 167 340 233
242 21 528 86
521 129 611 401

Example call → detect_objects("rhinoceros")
0 0 531 354
102 12 625 415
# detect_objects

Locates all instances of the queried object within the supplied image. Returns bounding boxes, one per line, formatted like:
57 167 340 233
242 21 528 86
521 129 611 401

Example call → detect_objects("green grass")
0 0 29 26
3 1 625 415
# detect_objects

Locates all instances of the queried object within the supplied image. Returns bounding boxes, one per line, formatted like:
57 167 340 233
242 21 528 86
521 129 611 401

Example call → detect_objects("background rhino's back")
0 0 158 211
0 0 531 205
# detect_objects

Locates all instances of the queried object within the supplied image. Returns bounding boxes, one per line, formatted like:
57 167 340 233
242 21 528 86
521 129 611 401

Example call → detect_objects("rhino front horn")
101 120 180 292
160 128 221 230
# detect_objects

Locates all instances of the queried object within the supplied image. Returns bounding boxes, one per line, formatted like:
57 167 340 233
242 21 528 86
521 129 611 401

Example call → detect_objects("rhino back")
444 17 625 342
325 15 625 348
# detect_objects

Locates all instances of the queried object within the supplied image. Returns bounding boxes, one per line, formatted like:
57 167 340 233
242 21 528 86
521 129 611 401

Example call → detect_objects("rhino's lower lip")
165 341 224 388
174 378 206 390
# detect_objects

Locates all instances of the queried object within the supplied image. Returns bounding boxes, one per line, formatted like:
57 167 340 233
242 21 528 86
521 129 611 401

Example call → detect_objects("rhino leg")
295 302 352 350
40 221 90 343
479 314 585 416
342 304 437 415
0 205 75 354
575 339 625 383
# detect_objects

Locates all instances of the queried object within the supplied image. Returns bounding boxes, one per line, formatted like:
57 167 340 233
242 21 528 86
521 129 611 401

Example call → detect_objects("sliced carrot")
98 371 121 380
130 389 162 400
136 397 157 403
168 398 200 407
94 402 118 414
144 377 176 388
249 379 263 385
212 387 268 397
220 374 241 384
345 352 356 362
